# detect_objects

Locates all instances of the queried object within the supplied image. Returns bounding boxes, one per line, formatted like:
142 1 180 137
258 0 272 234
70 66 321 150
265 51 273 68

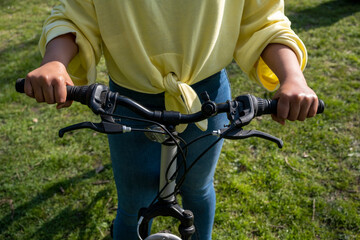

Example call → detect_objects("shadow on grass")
288 0 360 31
0 35 42 90
0 164 112 239
33 189 112 240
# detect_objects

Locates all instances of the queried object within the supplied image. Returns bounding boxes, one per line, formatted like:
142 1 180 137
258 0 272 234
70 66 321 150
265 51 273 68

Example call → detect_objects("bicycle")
16 78 324 240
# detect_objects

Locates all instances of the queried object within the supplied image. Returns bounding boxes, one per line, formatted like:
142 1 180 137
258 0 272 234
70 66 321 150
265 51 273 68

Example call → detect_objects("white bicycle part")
144 232 182 240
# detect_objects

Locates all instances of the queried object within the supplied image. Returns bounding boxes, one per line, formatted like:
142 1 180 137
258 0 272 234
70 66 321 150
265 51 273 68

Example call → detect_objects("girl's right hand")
25 61 74 109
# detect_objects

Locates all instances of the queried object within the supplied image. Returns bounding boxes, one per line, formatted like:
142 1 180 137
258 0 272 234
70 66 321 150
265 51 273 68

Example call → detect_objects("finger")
307 97 318 118
53 76 72 104
296 95 318 120
56 100 72 109
32 84 45 103
288 98 301 121
297 100 311 121
276 97 290 122
271 114 285 125
42 84 55 104
54 77 74 103
24 77 34 98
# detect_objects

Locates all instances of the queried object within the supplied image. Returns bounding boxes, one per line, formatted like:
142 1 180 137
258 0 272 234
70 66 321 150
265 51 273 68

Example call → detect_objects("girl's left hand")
272 78 318 125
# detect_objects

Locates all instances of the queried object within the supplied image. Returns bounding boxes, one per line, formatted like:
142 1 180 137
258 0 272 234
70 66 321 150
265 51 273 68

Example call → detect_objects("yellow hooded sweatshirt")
39 0 307 131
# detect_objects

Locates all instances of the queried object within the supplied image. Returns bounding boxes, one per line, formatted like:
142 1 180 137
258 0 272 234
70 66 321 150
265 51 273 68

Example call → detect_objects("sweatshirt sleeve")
39 0 101 85
234 0 307 91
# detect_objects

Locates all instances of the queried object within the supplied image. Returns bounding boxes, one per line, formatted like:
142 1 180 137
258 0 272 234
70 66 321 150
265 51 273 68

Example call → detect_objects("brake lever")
59 118 131 137
219 127 283 148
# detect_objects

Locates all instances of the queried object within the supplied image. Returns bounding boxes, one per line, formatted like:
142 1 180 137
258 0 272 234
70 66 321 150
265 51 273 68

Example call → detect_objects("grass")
0 0 359 239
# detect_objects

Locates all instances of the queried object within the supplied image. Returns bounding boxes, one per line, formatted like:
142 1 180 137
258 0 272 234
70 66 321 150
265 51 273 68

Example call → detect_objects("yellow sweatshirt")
39 0 307 131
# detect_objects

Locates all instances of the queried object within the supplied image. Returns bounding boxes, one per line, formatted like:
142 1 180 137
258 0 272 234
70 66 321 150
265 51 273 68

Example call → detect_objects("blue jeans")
108 69 231 240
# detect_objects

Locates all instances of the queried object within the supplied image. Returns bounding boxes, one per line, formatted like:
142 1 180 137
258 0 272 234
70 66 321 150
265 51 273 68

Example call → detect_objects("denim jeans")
108 69 231 240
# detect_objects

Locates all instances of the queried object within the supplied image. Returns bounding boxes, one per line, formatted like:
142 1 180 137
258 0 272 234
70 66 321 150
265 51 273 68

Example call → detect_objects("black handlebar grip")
15 78 92 105
15 78 25 93
317 99 325 114
255 97 325 116
66 85 92 105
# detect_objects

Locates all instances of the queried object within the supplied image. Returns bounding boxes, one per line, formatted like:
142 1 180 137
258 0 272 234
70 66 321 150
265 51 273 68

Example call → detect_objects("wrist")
40 60 67 70
279 73 307 87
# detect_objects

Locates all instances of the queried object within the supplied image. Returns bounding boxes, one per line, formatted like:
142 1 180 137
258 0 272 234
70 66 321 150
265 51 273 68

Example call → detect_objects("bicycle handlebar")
15 77 325 239
15 78 325 126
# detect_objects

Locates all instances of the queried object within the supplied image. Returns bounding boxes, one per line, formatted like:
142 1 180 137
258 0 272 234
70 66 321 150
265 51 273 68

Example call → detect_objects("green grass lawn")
1 0 359 239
